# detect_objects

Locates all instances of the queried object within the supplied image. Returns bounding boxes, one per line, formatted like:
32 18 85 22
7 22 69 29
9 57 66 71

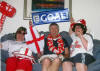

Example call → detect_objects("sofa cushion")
88 60 100 71
0 49 9 62
93 39 100 59
0 33 15 42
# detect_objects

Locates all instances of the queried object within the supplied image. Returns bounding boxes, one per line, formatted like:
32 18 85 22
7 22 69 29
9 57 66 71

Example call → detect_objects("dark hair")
72 23 87 34
49 23 59 31
15 27 27 38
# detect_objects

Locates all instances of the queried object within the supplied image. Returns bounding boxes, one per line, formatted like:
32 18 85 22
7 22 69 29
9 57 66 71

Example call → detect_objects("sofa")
0 31 100 71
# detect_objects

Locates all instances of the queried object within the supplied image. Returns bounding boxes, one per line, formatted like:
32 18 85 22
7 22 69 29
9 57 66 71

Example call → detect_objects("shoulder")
84 34 93 42
84 34 92 39
0 33 15 42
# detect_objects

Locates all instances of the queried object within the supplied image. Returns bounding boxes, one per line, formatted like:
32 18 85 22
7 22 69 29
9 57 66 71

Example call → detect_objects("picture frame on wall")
23 0 72 20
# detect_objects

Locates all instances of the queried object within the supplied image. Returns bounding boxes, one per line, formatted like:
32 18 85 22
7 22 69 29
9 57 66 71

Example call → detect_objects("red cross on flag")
25 26 44 54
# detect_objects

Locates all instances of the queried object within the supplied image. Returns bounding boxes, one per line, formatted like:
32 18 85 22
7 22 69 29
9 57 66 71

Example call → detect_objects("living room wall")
0 0 100 40
72 0 100 40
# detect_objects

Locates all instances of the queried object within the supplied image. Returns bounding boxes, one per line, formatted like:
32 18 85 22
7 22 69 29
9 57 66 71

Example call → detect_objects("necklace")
47 34 64 54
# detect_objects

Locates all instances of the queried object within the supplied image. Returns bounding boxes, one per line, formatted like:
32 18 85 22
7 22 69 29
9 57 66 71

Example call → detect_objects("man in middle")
39 23 70 71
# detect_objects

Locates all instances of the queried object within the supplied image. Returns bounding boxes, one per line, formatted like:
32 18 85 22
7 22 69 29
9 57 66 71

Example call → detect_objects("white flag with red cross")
25 26 44 54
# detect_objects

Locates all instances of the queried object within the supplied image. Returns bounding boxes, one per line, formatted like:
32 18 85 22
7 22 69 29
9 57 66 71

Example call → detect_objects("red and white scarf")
47 34 64 54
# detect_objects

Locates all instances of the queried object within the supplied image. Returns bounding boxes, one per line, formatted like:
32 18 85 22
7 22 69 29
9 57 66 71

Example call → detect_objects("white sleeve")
85 35 93 51
71 33 75 39
1 40 10 51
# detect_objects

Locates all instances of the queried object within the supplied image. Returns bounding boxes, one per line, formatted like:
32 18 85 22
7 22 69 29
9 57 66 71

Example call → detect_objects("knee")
53 58 61 63
42 58 51 64
62 62 73 71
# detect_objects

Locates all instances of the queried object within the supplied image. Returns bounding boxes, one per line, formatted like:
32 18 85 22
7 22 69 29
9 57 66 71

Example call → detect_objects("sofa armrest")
1 49 9 63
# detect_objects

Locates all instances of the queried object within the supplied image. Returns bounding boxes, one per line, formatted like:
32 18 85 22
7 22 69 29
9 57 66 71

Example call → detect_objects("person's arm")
86 35 93 51
79 34 93 51
69 17 75 35
63 48 69 58
69 27 73 35
62 38 70 58
58 47 69 61
0 43 2 48
77 31 88 50
80 35 88 50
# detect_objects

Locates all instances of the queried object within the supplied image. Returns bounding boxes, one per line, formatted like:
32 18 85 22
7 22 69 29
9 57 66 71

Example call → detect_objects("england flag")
25 26 44 54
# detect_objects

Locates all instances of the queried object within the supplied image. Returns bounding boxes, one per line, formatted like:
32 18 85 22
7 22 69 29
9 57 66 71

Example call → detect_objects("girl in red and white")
0 27 34 71
63 18 95 71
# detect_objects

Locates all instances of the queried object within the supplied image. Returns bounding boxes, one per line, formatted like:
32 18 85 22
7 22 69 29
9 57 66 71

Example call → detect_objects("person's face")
16 31 26 41
75 26 83 36
49 25 59 38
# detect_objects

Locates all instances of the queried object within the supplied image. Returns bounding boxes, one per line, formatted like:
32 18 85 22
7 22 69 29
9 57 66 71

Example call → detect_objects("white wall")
72 0 100 40
0 0 100 40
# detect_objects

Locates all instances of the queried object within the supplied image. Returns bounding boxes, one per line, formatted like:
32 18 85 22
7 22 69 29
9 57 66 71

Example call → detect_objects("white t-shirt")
2 40 41 57
70 33 93 57
1 40 28 57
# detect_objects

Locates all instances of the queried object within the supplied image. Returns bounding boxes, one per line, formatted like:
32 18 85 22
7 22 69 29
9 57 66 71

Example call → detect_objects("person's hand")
29 20 34 27
37 52 43 58
70 17 75 24
58 54 64 61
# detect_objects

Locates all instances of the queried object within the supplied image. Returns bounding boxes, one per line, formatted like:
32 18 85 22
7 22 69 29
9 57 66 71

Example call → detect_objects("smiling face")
16 31 26 41
15 27 26 41
49 24 59 39
72 23 87 35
